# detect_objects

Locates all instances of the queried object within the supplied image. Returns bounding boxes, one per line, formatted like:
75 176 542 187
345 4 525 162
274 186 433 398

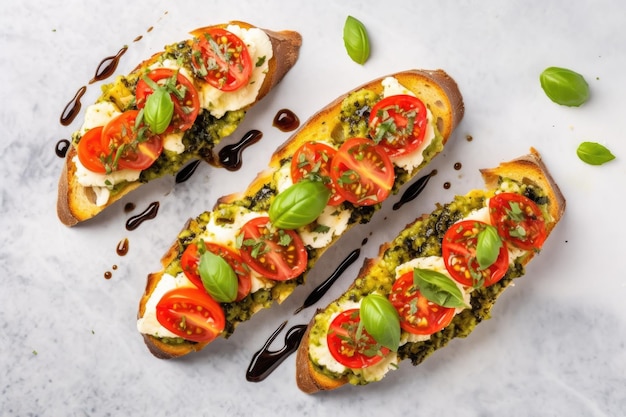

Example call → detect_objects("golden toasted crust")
296 149 565 393
138 69 465 359
57 22 302 227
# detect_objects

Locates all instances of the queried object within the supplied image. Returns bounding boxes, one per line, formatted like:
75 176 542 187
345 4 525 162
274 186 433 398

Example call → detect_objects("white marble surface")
1 0 625 416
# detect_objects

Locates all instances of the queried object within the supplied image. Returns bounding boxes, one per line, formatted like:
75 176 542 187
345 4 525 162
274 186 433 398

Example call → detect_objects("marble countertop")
1 0 625 416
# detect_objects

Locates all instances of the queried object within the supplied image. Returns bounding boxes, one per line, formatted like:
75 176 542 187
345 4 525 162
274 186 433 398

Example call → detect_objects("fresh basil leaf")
269 179 331 229
476 224 503 270
144 87 174 134
198 251 238 303
413 268 468 309
343 16 370 65
576 141 616 165
360 294 400 352
540 66 590 107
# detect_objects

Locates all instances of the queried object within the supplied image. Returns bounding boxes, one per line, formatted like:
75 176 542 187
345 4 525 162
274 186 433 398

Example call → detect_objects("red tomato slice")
489 193 547 251
330 137 395 206
135 68 200 133
191 28 253 92
369 95 428 157
238 216 307 281
101 110 163 171
76 126 107 173
180 242 252 301
389 271 455 335
327 308 390 369
290 141 345 206
442 220 509 287
155 287 225 343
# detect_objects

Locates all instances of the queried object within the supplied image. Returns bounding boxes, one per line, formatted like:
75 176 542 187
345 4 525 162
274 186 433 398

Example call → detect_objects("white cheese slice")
136 273 196 338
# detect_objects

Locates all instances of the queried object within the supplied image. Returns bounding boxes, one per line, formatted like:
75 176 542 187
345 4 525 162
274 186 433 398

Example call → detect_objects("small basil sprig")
198 251 238 303
576 141 616 165
360 294 400 352
540 67 590 107
343 15 370 65
142 76 174 134
476 224 503 270
269 179 331 229
413 268 468 309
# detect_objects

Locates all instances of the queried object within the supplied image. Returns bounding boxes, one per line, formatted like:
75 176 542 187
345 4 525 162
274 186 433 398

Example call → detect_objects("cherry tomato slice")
442 220 509 287
155 287 225 343
76 126 107 173
327 308 390 369
135 68 200 134
369 95 428 157
238 216 307 281
389 271 455 335
180 242 252 301
191 28 253 92
290 141 345 206
101 110 163 171
330 137 395 206
489 193 548 251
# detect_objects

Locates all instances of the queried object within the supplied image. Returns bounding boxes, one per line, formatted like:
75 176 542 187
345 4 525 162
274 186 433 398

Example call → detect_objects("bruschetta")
295 148 565 393
136 69 465 359
57 21 302 226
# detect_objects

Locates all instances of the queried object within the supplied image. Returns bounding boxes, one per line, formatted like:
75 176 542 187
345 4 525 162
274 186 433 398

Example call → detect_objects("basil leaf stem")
540 66 590 107
198 251 238 303
269 179 331 229
413 268 469 309
343 16 370 65
576 141 616 165
360 294 400 352
476 224 503 270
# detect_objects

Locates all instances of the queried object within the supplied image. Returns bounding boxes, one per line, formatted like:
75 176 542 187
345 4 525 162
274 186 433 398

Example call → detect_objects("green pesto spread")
155 84 446 343
309 179 551 386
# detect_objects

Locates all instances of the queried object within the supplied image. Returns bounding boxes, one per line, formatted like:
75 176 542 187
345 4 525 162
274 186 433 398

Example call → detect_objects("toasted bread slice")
137 69 464 359
296 148 565 393
57 21 302 226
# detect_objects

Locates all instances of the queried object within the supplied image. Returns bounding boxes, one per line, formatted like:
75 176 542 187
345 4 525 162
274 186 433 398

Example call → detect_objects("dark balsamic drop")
124 202 136 213
126 202 159 231
294 248 361 314
466 135 473 142
116 238 129 256
175 160 201 184
112 265 118 270
218 130 263 171
134 35 143 42
55 139 70 158
89 46 128 84
60 86 87 126
393 169 437 210
454 162 462 170
443 182 451 190
272 109 300 132
246 321 307 382
104 271 112 280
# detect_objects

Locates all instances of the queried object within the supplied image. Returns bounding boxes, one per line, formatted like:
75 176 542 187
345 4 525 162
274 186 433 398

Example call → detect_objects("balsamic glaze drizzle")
393 169 437 210
245 321 307 382
218 130 263 171
294 248 361 314
125 202 159 231
175 160 201 184
89 46 128 84
60 86 87 126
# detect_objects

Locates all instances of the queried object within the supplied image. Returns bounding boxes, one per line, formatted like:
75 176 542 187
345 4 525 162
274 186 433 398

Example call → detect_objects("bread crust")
138 69 465 359
57 22 302 226
296 149 565 393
